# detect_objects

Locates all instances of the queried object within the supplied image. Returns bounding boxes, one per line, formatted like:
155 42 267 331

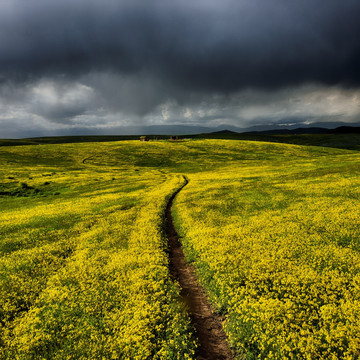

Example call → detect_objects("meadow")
1 139 360 359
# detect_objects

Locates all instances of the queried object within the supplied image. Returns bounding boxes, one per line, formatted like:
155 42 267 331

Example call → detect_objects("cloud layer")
1 0 360 137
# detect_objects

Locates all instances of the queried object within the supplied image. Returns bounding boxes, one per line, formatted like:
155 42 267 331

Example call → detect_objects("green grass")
2 132 360 151
190 132 360 151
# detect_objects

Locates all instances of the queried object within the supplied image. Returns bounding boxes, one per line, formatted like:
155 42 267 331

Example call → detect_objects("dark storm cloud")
1 0 360 92
1 0 360 139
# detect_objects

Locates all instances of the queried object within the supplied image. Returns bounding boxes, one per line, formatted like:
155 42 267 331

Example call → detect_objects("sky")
1 0 360 138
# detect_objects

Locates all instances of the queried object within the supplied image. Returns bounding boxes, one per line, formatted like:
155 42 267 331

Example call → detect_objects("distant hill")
2 121 360 140
1 123 360 151
204 129 239 135
235 121 360 133
192 127 360 151
244 127 331 135
332 126 360 134
237 125 360 135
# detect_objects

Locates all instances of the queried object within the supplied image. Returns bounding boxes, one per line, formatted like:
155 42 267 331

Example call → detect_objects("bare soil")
165 176 234 360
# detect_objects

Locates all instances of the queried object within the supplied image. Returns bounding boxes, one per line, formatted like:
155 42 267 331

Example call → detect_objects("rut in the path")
165 176 234 360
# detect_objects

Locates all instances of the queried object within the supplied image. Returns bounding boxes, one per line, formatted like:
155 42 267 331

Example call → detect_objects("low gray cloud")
28 81 98 123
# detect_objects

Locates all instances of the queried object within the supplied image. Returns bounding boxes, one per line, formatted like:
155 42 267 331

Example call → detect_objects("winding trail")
82 154 97 164
165 176 234 360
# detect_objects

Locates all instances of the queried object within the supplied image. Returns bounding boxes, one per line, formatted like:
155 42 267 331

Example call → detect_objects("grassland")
1 139 360 359
173 143 360 359
2 132 360 152
0 142 196 359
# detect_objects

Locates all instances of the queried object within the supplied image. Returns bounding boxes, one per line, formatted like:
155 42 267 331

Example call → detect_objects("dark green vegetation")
1 131 360 151
190 131 360 151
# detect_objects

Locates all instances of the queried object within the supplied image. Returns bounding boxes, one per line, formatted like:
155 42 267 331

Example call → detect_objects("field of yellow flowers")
1 139 360 359
0 142 196 359
173 142 360 359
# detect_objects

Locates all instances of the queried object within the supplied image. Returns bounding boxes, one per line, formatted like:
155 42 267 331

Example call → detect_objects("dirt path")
165 176 234 360
82 154 97 164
